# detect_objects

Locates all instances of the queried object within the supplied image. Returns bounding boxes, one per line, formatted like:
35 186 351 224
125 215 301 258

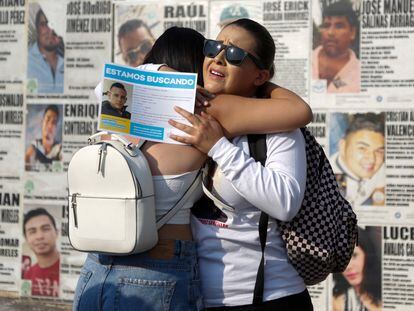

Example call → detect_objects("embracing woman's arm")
159 65 312 137
202 84 312 138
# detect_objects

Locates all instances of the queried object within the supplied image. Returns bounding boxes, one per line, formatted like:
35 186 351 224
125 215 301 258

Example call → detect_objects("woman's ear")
254 70 270 87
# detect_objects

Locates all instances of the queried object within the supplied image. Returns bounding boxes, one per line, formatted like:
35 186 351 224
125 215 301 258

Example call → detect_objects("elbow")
307 106 313 124
280 206 300 222
271 181 304 222
283 181 305 221
302 104 313 126
264 196 302 222
276 201 300 221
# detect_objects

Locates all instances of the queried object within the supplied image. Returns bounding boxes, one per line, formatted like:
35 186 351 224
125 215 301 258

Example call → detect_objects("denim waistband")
93 239 197 266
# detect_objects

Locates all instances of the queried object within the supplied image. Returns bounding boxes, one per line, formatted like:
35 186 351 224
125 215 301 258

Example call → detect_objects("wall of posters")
0 0 413 308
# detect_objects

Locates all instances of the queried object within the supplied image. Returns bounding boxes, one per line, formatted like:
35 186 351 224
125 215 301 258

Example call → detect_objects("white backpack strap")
201 183 235 212
88 132 143 157
201 162 235 212
156 170 202 229
88 131 109 143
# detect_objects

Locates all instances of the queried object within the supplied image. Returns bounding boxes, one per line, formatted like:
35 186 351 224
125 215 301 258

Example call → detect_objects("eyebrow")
355 141 385 149
26 223 52 232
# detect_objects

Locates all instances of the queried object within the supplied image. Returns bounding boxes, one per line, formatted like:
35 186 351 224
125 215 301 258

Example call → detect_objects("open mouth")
361 164 374 172
209 69 225 81
210 69 225 78
35 243 48 249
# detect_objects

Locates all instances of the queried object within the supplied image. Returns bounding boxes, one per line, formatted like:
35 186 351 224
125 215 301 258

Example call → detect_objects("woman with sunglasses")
170 19 314 310
74 26 312 311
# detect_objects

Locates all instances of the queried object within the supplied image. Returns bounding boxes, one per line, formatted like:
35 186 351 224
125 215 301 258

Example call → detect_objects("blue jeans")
73 240 203 311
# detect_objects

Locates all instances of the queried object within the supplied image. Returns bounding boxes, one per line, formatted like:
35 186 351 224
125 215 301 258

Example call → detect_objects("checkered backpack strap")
248 134 269 305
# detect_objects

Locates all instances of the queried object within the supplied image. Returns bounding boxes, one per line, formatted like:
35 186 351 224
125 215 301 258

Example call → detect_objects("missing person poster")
113 1 208 68
0 182 20 293
27 0 112 97
382 225 414 310
0 84 24 183
331 226 382 311
21 202 61 298
23 103 67 202
26 0 65 95
0 0 25 82
329 112 386 208
98 63 197 144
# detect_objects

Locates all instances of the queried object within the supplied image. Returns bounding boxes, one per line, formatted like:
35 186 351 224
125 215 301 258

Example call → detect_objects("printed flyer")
98 63 197 144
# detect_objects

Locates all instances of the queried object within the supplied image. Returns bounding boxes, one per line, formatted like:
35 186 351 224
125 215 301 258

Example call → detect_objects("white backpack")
67 132 200 255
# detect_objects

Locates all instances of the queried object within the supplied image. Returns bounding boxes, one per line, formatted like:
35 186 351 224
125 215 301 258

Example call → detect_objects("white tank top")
153 170 202 224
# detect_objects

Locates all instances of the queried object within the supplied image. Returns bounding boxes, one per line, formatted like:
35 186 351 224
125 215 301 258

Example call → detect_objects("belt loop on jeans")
98 254 114 266
175 240 183 259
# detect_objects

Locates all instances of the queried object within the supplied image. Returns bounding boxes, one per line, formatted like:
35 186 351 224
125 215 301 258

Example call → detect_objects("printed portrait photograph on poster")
100 79 133 121
312 0 360 93
217 3 250 29
329 112 385 207
115 18 156 68
332 226 382 311
25 104 63 173
21 204 61 298
114 4 161 67
27 2 65 94
209 1 260 40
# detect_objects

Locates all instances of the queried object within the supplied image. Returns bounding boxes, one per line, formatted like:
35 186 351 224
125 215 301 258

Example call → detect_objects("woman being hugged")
171 19 313 310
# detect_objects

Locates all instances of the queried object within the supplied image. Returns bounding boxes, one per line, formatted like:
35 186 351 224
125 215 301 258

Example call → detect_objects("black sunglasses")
203 39 265 69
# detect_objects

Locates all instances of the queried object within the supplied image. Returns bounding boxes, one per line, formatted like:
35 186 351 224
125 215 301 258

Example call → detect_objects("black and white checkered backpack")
249 128 358 303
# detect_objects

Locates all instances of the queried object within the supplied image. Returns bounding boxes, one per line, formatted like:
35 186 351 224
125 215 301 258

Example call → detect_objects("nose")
327 25 335 36
363 150 376 163
34 230 44 240
213 49 226 66
42 24 52 35
46 121 54 131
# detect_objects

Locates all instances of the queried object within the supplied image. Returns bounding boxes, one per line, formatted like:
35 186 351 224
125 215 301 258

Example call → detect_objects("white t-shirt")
192 131 307 307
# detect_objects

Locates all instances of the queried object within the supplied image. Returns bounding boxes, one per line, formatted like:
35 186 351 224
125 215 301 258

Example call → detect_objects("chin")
324 49 339 57
204 84 223 95
44 44 59 52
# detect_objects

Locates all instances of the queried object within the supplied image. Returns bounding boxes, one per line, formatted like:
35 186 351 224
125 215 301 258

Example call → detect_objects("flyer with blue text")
98 63 197 144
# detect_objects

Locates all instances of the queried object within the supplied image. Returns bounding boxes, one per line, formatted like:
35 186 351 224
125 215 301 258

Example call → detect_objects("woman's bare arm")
160 65 312 138
201 84 312 138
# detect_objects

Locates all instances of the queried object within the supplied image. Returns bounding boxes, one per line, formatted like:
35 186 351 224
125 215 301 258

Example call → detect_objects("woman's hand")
195 85 215 107
168 106 224 154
